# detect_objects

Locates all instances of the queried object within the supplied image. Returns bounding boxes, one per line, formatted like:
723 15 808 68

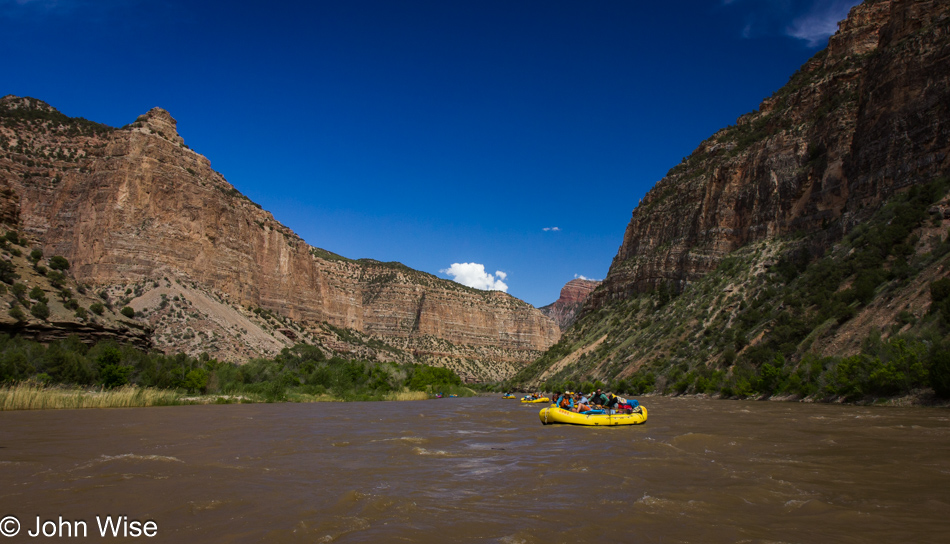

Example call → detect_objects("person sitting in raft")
589 388 609 408
604 393 620 414
556 392 573 411
571 393 593 413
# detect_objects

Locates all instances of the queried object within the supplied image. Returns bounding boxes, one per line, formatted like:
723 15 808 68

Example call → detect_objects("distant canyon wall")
0 99 559 369
540 278 601 330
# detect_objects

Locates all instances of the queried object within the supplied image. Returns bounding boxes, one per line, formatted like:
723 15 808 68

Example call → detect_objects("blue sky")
2 0 861 307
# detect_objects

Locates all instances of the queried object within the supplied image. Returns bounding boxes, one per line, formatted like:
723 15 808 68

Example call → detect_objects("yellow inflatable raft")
502 394 517 399
539 405 648 426
521 397 551 404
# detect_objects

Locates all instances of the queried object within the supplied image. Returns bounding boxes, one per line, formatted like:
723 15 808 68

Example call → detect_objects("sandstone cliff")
0 97 559 379
589 0 949 310
540 278 601 330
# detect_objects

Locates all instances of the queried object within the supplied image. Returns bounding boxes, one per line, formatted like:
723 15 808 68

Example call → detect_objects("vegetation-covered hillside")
511 177 950 402
507 1 950 404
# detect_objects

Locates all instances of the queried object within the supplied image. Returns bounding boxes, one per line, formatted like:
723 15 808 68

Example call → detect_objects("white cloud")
741 22 753 39
440 263 508 292
542 227 561 232
574 274 601 281
786 1 860 47
724 0 861 47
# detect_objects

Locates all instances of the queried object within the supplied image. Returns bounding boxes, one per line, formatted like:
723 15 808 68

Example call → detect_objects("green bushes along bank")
0 335 472 408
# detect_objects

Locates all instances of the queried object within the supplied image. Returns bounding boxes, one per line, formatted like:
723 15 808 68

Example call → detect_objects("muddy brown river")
1 396 948 543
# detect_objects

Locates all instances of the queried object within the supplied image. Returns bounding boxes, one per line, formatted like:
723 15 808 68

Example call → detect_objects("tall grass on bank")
385 389 430 401
0 382 181 410
0 384 466 410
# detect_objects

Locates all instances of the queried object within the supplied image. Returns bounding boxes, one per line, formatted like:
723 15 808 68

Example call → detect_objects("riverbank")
634 389 950 408
0 383 439 410
495 388 950 408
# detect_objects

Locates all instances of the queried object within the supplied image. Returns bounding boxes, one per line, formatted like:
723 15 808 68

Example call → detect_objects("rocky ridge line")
0 96 559 380
588 0 949 311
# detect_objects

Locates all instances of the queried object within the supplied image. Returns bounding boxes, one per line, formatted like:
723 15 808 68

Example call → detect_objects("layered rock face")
540 279 601 330
589 0 950 310
0 97 559 377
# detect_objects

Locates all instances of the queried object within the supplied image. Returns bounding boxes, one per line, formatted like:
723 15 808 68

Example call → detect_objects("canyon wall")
540 278 601 330
589 0 949 310
0 99 558 377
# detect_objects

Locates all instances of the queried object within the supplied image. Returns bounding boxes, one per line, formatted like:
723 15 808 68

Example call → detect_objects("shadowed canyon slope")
0 99 559 379
514 0 950 395
590 0 949 309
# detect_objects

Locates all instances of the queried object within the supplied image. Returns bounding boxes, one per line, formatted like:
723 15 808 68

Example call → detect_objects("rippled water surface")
2 397 949 542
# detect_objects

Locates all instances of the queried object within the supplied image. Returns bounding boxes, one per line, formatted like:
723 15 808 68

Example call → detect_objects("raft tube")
520 397 551 404
539 405 648 426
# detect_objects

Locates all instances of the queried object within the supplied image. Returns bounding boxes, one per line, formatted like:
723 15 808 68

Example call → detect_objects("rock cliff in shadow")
589 0 949 311
512 0 950 396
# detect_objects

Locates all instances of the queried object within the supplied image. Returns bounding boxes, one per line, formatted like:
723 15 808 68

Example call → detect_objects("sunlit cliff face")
0 97 558 377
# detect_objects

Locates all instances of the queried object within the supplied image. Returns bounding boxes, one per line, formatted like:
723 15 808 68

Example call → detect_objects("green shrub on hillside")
29 286 47 304
0 260 18 284
7 306 26 323
930 277 950 323
48 256 70 271
11 283 28 303
47 270 66 288
29 301 49 321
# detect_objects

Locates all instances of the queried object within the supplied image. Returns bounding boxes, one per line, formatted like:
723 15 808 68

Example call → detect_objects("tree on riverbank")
0 335 471 403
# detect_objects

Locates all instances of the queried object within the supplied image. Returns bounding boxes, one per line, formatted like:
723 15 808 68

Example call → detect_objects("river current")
1 396 948 543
